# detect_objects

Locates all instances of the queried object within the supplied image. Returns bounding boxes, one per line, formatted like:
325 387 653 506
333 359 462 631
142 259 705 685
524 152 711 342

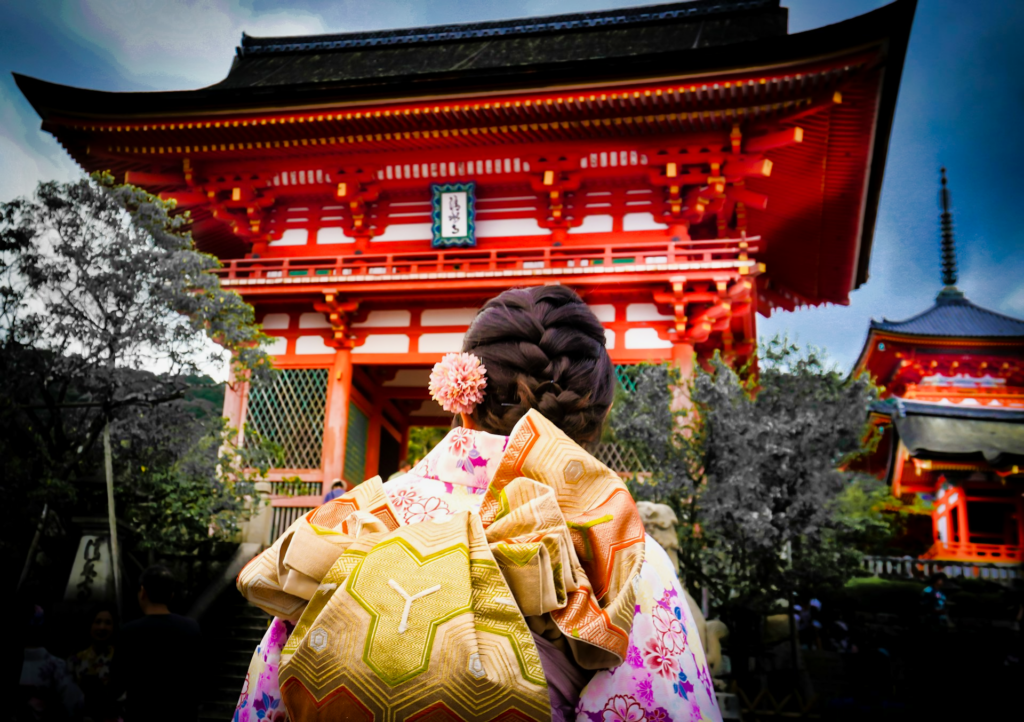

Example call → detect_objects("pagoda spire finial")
939 167 958 288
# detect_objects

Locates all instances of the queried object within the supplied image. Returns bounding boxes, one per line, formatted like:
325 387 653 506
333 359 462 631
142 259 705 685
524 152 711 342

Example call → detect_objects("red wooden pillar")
672 342 696 380
671 342 696 411
958 493 969 548
321 348 353 492
1015 496 1024 554
222 372 249 447
891 444 908 498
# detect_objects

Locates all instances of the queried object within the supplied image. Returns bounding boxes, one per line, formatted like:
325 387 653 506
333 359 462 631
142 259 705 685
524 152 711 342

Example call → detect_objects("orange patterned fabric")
235 410 648 718
483 410 645 669
237 477 397 621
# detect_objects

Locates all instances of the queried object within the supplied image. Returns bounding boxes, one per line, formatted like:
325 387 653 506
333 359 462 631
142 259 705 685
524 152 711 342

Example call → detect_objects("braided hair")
462 286 614 445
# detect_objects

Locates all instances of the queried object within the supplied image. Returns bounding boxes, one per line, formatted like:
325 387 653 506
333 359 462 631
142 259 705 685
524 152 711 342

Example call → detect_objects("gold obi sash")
237 410 645 721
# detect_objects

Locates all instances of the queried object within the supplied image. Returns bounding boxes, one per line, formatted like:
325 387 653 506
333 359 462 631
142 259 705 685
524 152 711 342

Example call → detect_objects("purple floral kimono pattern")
575 537 720 722
233 617 291 722
233 427 721 722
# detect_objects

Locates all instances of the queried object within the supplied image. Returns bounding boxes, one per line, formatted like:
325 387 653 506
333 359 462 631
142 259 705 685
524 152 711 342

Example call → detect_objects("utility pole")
16 504 49 592
103 421 123 618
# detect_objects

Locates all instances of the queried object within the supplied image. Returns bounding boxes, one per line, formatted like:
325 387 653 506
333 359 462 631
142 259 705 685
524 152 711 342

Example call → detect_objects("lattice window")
245 368 328 469
614 364 639 392
343 401 369 484
593 442 648 473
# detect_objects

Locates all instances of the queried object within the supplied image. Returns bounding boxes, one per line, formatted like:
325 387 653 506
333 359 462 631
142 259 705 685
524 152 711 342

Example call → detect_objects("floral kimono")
234 410 720 722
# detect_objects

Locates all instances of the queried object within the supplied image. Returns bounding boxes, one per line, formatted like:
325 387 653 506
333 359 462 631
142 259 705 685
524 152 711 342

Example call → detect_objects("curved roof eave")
13 0 917 294
14 0 913 125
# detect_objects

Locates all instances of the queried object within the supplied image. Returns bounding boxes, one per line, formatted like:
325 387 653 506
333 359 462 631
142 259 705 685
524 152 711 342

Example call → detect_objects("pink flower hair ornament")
429 352 488 415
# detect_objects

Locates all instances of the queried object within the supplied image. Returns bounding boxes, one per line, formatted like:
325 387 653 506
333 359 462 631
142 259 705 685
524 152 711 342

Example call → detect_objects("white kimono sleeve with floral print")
233 617 291 722
575 536 722 722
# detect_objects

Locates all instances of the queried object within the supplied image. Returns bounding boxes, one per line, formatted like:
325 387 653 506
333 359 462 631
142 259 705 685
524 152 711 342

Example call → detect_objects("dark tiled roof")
870 289 1024 339
214 0 786 91
872 399 1024 468
872 397 1024 423
236 0 778 55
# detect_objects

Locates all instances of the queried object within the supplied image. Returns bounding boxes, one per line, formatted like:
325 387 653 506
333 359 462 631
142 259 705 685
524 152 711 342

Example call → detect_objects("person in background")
119 565 202 722
321 479 345 503
920 572 950 628
18 602 83 721
67 605 119 722
806 598 824 651
387 460 413 481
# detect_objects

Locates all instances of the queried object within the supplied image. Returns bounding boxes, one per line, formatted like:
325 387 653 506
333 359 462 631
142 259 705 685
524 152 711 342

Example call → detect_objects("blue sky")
2 0 1022 371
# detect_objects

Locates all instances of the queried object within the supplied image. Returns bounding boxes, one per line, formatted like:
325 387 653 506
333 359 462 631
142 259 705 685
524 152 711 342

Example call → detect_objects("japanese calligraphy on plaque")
431 182 476 248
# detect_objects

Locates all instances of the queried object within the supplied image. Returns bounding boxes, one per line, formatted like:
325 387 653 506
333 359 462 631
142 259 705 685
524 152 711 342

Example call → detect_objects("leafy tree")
1 175 276 594
610 338 887 614
112 379 279 554
608 362 706 578
407 426 448 465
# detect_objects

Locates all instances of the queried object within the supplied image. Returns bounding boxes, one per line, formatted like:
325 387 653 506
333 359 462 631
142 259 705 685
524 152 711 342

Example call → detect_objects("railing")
269 480 323 497
213 237 761 283
730 686 820 721
271 505 315 540
861 554 1023 585
921 540 1024 563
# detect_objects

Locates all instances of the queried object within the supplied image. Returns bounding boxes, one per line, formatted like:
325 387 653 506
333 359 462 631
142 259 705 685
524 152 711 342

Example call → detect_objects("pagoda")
16 0 915 534
853 171 1024 564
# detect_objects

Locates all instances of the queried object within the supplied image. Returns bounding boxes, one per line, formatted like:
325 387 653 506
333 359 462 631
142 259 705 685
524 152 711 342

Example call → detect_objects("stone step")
197 583 277 717
222 649 256 665
199 702 237 721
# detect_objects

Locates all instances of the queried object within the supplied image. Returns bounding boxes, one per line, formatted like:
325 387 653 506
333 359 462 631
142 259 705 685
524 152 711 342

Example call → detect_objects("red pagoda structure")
16 0 915 533
854 171 1024 565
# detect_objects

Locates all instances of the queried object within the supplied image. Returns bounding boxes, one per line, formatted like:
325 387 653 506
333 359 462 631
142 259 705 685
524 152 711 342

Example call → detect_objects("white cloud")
0 83 83 203
66 0 332 88
1001 283 1024 316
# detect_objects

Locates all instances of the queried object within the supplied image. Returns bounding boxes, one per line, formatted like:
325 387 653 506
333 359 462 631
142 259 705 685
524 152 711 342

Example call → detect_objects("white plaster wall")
569 214 614 233
587 304 616 323
419 332 466 353
298 312 331 328
622 213 668 232
316 227 346 244
422 308 478 326
269 228 309 246
374 222 432 242
627 303 674 321
264 337 288 355
295 335 333 354
476 218 549 237
625 328 673 349
261 313 290 329
353 335 411 354
352 310 412 328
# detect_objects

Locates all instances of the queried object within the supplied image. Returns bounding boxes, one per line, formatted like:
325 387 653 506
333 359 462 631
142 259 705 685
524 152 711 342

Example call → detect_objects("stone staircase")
198 590 271 721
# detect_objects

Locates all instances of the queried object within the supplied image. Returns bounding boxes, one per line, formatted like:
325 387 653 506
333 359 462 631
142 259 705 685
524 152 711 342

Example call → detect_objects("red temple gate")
16 0 915 533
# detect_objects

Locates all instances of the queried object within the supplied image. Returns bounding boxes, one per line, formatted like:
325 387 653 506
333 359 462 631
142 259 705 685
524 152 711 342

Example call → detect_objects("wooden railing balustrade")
212 237 761 283
861 554 1023 584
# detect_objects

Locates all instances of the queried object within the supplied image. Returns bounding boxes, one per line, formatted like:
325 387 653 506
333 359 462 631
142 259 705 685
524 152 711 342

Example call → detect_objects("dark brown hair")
462 286 614 445
139 564 177 605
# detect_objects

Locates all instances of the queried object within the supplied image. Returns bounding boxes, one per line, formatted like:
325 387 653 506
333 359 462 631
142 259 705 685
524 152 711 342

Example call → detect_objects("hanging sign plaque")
431 182 476 248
